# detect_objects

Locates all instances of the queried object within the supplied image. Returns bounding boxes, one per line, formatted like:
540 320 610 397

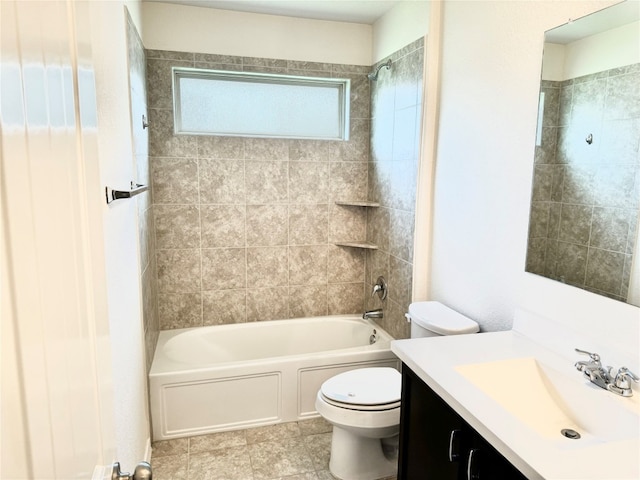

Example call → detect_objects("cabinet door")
464 430 528 480
398 365 528 480
398 365 467 479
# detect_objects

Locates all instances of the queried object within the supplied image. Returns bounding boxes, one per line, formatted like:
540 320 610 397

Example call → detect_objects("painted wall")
142 0 430 66
90 0 151 468
372 1 429 63
543 20 640 80
431 0 639 368
141 2 372 65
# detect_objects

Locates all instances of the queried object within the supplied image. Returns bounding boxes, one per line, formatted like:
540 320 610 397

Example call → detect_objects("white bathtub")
149 315 400 440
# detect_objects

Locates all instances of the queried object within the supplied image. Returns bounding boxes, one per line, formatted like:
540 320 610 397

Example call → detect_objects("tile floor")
151 417 397 480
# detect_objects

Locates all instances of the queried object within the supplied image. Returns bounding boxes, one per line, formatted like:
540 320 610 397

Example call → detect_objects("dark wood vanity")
398 364 529 480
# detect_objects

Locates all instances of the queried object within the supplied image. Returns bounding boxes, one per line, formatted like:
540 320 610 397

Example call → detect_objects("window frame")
172 67 351 141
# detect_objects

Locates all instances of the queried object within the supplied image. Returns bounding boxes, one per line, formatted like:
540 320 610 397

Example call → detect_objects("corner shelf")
333 201 380 250
334 241 378 250
335 200 380 208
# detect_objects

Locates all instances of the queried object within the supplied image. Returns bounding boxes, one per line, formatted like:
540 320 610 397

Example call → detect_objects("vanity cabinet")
398 364 528 480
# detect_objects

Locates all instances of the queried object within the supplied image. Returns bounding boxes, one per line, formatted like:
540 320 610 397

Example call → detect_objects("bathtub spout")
363 309 383 320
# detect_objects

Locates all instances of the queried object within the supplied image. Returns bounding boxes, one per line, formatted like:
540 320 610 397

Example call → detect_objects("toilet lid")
320 367 401 406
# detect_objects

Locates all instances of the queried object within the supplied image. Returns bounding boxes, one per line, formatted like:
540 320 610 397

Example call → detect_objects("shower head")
367 59 392 81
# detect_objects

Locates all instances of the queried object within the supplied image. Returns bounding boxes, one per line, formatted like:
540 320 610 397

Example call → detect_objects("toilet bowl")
315 367 401 480
315 301 480 480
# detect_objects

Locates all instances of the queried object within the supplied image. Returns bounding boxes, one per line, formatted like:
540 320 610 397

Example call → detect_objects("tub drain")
561 428 581 439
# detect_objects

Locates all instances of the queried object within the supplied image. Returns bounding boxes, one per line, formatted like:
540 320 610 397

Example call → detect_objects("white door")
1 0 148 478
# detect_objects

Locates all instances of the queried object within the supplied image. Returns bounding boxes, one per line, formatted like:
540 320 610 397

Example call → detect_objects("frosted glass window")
173 68 350 140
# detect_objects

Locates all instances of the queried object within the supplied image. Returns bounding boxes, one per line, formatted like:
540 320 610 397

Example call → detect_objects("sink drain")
561 428 581 439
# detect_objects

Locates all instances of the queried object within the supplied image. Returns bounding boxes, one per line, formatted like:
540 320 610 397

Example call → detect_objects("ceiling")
143 0 401 24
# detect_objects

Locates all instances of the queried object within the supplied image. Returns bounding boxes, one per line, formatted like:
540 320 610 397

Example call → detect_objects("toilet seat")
320 367 401 411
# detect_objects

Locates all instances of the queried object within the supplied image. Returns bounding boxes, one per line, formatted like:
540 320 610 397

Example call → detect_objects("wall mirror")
526 1 640 306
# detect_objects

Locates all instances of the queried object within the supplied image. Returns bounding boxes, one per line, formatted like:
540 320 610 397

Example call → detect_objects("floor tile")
302 432 332 471
249 438 315 480
151 453 188 480
275 473 320 480
190 429 247 453
150 420 372 480
189 446 254 480
246 421 302 444
151 438 189 457
298 417 332 436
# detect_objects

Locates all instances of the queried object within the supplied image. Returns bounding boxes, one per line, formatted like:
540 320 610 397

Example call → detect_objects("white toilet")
315 301 479 480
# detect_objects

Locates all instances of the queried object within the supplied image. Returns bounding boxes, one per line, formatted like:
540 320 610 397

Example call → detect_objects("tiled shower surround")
126 14 159 373
527 63 640 302
366 41 423 339
146 39 424 336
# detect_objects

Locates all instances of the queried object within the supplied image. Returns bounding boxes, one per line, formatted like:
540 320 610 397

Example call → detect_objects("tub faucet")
363 309 383 320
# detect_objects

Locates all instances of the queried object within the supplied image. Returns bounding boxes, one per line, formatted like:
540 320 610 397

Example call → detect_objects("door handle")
448 429 461 462
112 461 152 480
467 449 481 480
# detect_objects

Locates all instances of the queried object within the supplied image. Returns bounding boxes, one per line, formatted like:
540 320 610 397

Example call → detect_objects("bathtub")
149 315 399 440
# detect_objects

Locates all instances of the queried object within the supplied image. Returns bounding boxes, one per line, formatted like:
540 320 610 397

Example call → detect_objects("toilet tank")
408 302 479 338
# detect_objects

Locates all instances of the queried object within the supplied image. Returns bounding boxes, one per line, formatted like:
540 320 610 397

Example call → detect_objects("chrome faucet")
363 309 383 320
574 348 639 397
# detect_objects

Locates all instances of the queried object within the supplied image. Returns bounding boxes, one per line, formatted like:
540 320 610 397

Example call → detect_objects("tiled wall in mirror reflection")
527 63 640 302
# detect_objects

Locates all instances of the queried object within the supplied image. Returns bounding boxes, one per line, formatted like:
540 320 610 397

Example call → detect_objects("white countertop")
391 315 640 480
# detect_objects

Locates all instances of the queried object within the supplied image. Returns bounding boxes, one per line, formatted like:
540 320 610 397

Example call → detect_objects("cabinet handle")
448 429 461 462
467 448 481 480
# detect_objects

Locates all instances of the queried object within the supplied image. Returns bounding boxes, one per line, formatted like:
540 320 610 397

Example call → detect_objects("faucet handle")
371 276 387 301
613 367 639 389
575 348 602 366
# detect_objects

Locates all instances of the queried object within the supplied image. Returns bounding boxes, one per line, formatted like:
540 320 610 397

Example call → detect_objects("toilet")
315 301 479 480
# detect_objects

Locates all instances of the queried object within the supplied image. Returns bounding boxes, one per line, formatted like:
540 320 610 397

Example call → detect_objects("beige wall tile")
366 207 390 252
289 162 330 204
330 162 368 202
246 205 288 246
201 205 246 248
202 248 246 290
328 204 366 243
157 249 201 293
158 292 202 329
289 245 328 286
197 135 244 159
149 108 197 157
151 157 199 204
246 247 289 287
327 283 364 314
247 287 289 322
147 44 423 337
203 289 246 325
289 285 328 318
245 138 289 160
327 245 365 283
245 161 288 204
389 208 415 263
199 158 245 204
155 205 200 249
289 204 328 245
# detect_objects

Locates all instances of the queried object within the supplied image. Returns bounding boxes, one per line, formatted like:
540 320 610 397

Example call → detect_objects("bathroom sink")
455 357 640 444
